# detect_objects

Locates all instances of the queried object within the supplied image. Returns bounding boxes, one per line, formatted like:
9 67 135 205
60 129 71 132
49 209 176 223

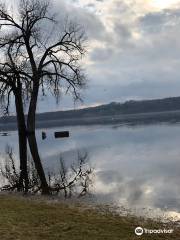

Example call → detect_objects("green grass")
0 194 179 240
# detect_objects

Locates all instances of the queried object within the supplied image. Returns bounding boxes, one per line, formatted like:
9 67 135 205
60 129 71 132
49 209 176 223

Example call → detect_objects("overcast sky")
7 0 180 111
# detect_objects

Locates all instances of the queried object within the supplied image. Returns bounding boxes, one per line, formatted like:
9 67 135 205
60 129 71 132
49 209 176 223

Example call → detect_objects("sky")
5 0 180 111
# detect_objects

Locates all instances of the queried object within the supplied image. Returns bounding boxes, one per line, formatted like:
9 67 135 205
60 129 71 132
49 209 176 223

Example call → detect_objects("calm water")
0 123 180 220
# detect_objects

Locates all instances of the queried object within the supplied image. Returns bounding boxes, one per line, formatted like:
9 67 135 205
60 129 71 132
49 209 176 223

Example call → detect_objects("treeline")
1 96 180 124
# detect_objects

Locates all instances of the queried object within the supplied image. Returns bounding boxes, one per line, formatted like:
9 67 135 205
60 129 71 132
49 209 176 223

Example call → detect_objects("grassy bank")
0 194 179 240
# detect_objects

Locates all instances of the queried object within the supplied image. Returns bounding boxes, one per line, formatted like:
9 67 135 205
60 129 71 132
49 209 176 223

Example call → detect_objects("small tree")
1 147 93 197
0 0 86 194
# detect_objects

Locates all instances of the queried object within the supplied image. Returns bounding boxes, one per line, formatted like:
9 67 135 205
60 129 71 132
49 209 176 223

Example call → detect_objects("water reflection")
0 146 93 197
0 124 180 220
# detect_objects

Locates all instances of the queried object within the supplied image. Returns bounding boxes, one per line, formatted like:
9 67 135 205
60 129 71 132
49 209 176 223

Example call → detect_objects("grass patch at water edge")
0 194 179 240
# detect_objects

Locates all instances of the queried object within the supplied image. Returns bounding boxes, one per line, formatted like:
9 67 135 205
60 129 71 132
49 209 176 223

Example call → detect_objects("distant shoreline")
2 96 180 131
1 110 180 131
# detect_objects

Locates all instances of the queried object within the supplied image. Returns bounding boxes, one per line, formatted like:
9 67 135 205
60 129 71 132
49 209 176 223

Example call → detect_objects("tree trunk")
15 89 29 193
27 82 50 195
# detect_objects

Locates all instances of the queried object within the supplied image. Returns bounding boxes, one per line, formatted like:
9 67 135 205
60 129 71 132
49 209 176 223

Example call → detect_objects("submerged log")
1 132 8 136
42 132 47 140
54 131 69 138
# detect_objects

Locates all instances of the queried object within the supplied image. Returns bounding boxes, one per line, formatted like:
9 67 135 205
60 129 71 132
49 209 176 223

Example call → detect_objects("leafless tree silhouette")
0 0 87 194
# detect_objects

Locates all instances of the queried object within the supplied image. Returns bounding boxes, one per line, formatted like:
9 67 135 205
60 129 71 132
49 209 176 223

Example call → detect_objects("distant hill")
1 96 180 130
36 96 180 121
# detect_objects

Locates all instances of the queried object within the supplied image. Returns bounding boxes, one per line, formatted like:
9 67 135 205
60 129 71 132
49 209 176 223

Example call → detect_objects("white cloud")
4 0 180 109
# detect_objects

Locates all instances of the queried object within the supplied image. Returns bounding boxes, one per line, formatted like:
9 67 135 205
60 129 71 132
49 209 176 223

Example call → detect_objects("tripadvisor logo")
135 227 144 236
135 226 174 236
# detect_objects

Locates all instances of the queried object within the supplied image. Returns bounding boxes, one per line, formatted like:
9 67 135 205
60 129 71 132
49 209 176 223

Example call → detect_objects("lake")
0 123 180 220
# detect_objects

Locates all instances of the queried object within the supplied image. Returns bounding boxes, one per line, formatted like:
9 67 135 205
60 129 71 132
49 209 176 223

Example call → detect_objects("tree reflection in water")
0 145 94 198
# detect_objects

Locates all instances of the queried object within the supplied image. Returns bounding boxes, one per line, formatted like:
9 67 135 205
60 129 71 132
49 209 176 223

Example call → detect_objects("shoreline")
1 110 180 131
0 192 179 239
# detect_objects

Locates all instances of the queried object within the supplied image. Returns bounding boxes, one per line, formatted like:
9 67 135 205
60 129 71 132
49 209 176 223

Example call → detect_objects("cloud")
74 0 180 107
53 0 106 41
6 0 180 110
139 7 180 34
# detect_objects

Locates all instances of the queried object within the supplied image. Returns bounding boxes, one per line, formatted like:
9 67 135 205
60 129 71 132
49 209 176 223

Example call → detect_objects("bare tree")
49 152 93 198
0 66 29 192
1 147 93 198
0 0 86 194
